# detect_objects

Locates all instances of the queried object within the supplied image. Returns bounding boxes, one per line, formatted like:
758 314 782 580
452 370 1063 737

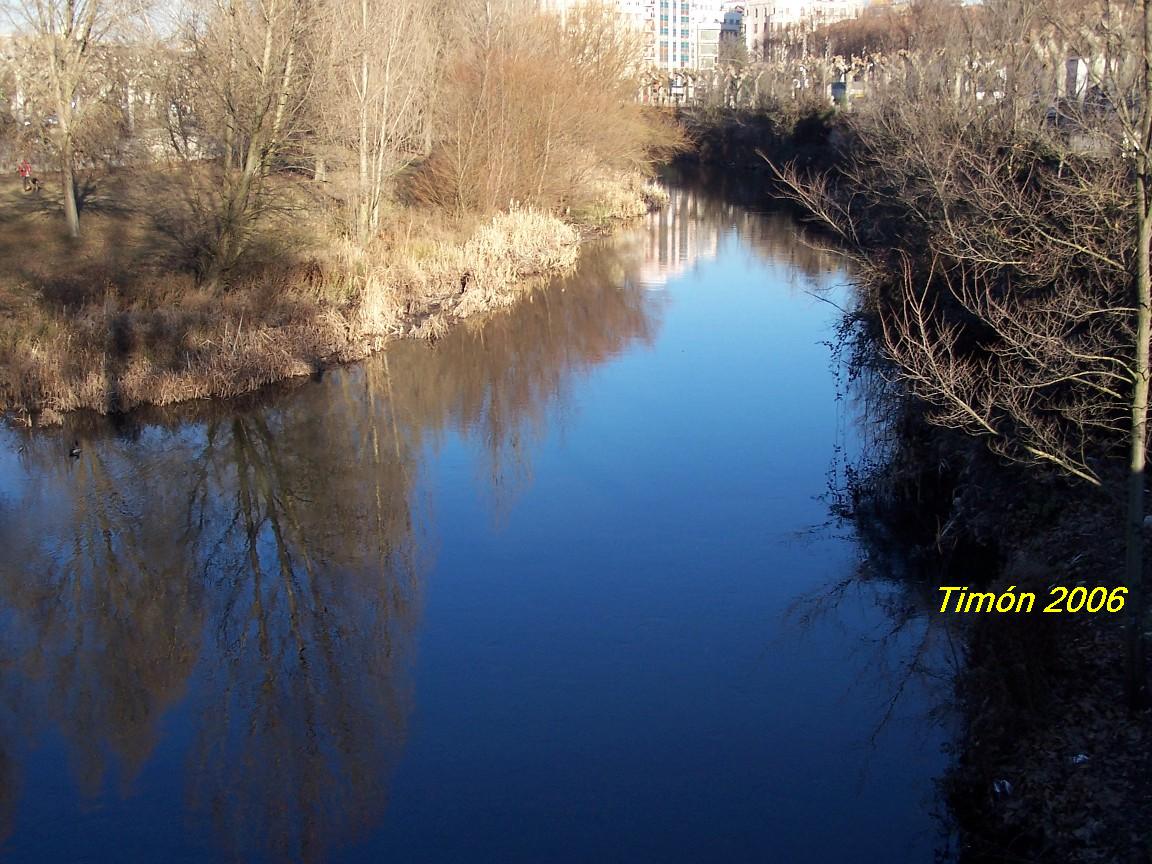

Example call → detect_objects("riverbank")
674 103 843 177
682 103 1152 862
0 170 666 425
847 400 1152 863
0 181 948 864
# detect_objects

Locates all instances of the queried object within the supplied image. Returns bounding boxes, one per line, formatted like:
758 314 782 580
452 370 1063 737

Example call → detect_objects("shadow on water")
0 377 422 862
0 216 668 862
0 184 955 862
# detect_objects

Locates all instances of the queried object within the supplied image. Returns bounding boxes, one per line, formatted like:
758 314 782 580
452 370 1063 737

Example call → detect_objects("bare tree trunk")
536 92 556 202
60 133 80 238
203 0 303 288
357 0 371 243
39 7 90 239
1126 0 1152 708
1128 193 1151 707
224 25 236 170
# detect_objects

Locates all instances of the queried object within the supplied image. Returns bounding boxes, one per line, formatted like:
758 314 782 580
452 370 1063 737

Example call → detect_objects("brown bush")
411 0 681 215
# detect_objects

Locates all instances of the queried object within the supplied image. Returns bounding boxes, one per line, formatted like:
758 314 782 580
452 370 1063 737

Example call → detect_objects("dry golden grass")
570 174 670 227
325 206 580 342
0 170 606 422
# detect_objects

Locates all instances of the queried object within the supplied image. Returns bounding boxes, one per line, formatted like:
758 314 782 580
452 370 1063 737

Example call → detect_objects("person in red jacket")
17 158 32 192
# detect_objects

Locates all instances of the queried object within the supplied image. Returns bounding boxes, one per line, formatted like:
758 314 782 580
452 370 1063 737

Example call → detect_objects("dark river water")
0 187 952 863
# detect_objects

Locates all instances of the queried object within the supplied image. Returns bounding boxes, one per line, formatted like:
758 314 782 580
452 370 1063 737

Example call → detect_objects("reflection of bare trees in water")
0 227 661 860
0 442 206 797
787 565 960 735
789 310 960 792
738 210 845 283
184 398 422 863
0 378 423 861
378 236 660 517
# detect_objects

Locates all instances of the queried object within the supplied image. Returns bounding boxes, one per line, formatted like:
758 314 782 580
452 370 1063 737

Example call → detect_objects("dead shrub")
411 1 680 215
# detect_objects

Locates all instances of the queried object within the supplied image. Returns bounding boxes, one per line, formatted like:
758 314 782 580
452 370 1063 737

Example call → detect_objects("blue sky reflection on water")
0 186 951 863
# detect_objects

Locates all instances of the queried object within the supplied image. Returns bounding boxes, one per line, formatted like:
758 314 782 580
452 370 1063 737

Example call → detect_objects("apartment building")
650 0 724 72
539 0 726 73
742 0 870 52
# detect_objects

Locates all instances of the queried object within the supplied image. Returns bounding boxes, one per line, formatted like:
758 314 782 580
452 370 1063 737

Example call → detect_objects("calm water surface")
0 187 952 863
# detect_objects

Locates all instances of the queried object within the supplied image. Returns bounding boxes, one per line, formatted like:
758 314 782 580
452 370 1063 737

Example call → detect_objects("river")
0 185 952 863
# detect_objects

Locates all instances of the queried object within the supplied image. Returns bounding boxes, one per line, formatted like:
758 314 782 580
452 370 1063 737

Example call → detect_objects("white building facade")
742 0 871 53
539 0 727 73
650 0 725 72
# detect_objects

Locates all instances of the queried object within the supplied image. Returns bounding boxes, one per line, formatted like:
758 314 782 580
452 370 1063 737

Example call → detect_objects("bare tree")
6 0 146 236
773 0 1152 702
185 0 312 285
415 0 661 215
316 0 437 245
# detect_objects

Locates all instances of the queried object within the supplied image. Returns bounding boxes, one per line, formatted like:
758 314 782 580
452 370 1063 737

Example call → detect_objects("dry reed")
0 206 585 422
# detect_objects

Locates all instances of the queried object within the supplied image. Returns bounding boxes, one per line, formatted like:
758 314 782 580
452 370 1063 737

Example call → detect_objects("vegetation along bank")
0 0 679 424
678 0 1152 860
8 0 1152 852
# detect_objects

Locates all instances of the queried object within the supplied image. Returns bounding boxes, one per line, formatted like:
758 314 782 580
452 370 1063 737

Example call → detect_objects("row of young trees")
0 0 668 280
696 0 1123 112
776 0 1152 702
